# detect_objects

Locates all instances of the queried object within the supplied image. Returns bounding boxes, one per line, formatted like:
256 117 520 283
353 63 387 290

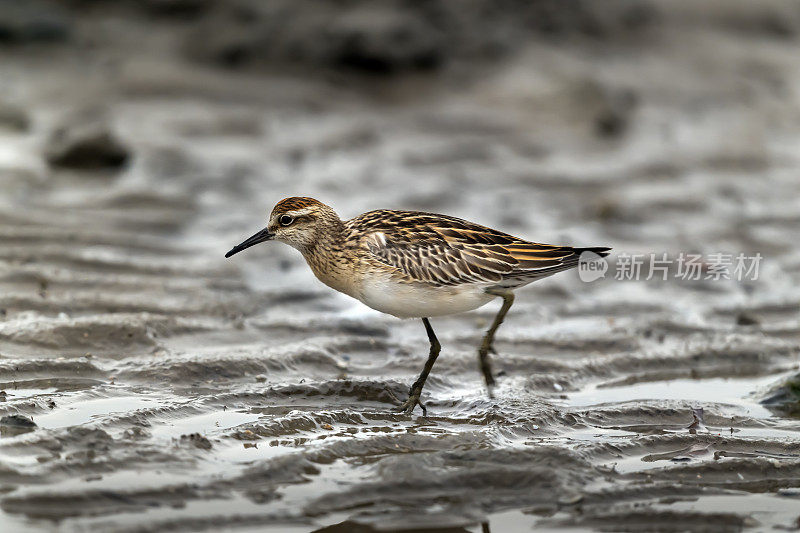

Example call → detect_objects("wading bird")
226 197 609 414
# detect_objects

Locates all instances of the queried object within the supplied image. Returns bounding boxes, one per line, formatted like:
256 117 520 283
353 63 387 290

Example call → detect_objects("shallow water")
564 373 789 418
2 1 800 532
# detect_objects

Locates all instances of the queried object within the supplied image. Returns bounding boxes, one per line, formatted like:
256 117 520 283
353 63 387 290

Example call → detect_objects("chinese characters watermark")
578 251 762 283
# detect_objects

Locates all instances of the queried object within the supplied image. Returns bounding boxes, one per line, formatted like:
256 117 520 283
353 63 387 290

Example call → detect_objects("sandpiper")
226 197 610 414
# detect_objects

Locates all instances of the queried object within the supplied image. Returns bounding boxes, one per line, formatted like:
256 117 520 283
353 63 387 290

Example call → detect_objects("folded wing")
359 211 608 287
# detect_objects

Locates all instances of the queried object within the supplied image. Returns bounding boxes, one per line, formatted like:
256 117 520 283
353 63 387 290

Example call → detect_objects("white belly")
358 276 496 318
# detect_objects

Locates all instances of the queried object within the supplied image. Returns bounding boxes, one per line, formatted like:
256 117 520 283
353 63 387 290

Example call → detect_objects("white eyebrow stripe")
284 208 313 217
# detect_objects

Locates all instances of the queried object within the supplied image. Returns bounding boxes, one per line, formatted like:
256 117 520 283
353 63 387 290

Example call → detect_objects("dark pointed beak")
225 227 274 258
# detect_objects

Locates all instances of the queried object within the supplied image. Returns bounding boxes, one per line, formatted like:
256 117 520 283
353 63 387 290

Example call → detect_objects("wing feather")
355 210 606 287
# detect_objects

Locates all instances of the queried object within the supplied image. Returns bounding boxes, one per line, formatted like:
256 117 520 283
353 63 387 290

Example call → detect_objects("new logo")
578 251 608 282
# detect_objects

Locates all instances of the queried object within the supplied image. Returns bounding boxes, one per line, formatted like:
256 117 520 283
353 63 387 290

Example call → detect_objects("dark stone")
0 414 37 428
595 110 627 138
759 373 800 418
0 414 37 436
736 312 761 326
594 89 638 139
181 432 213 450
45 113 130 170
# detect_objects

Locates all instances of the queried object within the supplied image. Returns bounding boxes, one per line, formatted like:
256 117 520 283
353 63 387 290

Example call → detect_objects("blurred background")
2 1 800 531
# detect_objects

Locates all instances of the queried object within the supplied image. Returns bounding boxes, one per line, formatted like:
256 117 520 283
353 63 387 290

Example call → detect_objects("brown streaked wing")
356 210 581 286
364 233 515 285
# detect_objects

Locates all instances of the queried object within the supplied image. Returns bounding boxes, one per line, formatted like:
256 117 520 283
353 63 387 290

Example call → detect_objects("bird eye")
279 215 294 226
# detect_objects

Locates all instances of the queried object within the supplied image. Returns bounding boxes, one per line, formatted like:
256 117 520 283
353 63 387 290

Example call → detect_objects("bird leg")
396 317 441 416
478 291 515 396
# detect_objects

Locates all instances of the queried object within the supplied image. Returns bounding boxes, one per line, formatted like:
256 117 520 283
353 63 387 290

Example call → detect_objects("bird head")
225 197 341 257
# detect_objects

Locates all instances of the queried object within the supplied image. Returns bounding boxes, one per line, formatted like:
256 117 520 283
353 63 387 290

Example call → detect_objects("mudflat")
1 2 799 531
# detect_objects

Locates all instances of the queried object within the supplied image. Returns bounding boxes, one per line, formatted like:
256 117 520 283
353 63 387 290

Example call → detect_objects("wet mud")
1 1 800 531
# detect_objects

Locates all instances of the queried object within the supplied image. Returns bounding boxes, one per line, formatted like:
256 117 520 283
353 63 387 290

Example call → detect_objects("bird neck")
299 217 345 257
300 219 356 296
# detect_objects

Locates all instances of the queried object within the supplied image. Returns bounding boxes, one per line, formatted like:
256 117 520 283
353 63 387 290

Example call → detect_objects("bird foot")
384 387 427 415
395 389 427 416
485 382 495 400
